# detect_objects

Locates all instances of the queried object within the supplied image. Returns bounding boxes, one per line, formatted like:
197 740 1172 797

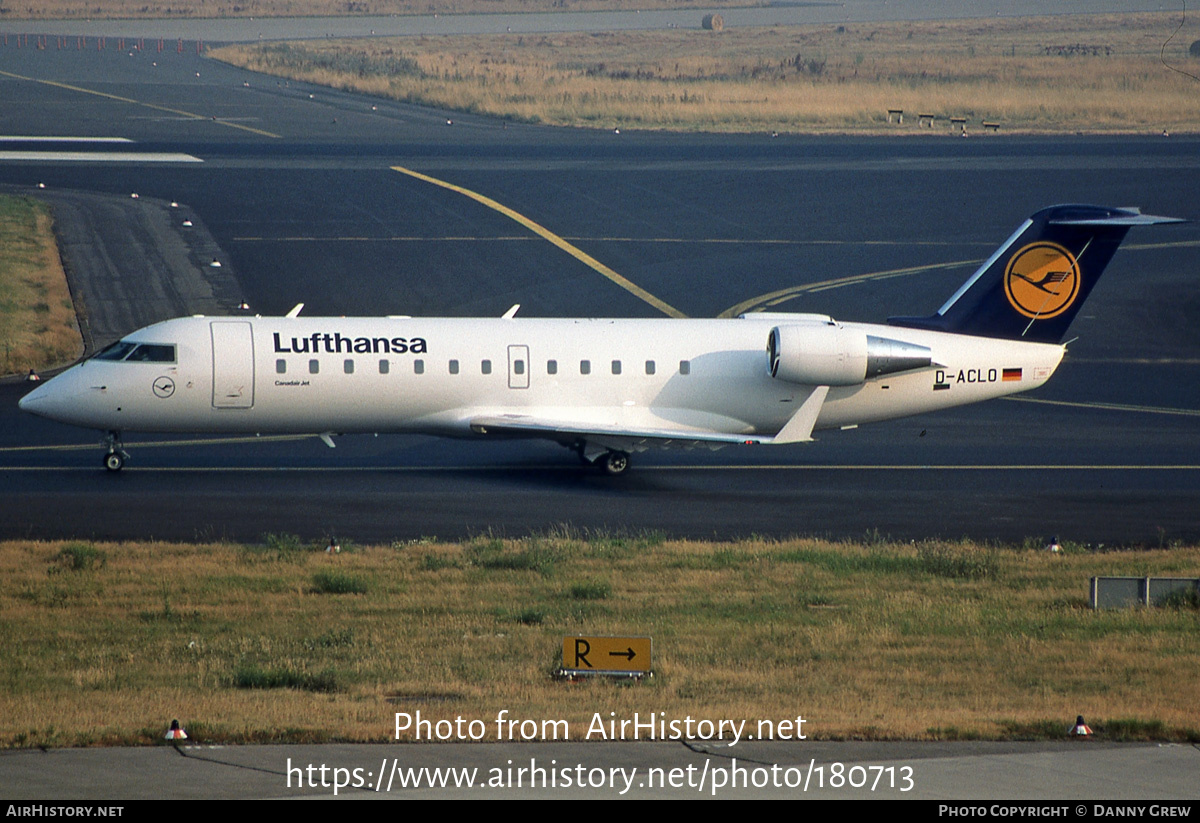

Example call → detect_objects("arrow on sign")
609 647 636 661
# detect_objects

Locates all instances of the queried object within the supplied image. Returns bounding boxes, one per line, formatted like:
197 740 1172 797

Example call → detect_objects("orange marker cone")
165 719 188 741
1070 715 1092 737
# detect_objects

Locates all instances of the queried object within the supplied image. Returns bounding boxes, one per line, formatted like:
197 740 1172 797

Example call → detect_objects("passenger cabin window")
611 360 621 375
276 359 287 374
645 360 656 375
379 360 389 374
449 359 459 375
414 359 424 375
309 359 319 374
580 360 591 375
481 360 492 375
344 359 354 374
514 360 525 375
547 360 557 375
679 360 691 375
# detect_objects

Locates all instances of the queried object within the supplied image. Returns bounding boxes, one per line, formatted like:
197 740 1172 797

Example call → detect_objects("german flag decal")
1002 368 1023 382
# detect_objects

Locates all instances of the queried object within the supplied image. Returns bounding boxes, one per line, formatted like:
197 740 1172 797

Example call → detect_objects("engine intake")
768 324 932 386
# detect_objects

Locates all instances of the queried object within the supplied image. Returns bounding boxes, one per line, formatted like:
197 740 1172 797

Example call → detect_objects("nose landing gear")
103 432 129 472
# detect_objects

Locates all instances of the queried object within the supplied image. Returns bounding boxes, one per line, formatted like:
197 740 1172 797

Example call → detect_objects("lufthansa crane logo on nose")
153 376 175 398
1004 241 1080 320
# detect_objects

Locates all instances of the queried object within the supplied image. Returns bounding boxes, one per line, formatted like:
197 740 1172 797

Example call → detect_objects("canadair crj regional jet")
18 205 1182 474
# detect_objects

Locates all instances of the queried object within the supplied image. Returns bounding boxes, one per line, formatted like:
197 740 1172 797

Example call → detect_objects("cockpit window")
125 344 176 363
92 341 176 363
93 341 138 361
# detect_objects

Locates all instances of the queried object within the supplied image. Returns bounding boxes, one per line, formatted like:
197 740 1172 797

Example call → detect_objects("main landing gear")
572 441 631 476
597 450 630 476
103 431 129 472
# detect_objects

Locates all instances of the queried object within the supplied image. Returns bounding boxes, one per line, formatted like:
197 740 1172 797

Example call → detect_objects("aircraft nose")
18 381 49 413
18 375 72 421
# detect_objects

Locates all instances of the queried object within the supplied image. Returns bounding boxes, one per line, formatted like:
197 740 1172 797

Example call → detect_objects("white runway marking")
0 150 202 162
0 136 133 143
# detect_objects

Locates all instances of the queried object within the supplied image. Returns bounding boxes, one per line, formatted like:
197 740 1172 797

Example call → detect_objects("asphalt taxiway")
2 739 1198 800
0 36 1198 546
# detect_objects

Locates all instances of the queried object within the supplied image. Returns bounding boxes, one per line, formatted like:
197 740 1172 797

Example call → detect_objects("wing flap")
469 414 771 449
468 388 831 449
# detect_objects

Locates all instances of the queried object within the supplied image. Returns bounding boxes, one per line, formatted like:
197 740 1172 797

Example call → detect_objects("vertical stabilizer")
889 205 1182 343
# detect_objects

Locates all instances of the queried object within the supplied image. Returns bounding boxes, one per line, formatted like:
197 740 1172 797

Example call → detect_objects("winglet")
286 303 304 318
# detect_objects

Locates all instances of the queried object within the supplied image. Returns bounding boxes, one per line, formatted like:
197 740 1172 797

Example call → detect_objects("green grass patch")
232 665 341 693
567 579 611 600
311 571 368 595
240 533 311 564
512 609 546 626
49 543 107 573
916 543 999 580
418 553 460 572
1157 587 1200 610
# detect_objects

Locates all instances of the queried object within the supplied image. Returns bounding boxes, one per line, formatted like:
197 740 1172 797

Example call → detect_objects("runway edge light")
1070 715 1093 737
165 719 188 741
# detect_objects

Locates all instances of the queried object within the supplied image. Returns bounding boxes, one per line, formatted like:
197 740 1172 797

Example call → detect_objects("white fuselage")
20 314 1064 447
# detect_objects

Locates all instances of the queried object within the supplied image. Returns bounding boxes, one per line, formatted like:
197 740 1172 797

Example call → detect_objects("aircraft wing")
468 413 766 452
468 387 828 451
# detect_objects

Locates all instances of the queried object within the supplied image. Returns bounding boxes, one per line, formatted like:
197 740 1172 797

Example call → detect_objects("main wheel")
599 450 630 476
104 451 124 472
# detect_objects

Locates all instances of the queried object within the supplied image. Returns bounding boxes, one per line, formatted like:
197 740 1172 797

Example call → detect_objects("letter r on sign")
574 639 592 668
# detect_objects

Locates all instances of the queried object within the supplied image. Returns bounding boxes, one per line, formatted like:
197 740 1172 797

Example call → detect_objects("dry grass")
2 533 1198 748
211 12 1200 133
0 195 82 376
0 0 760 20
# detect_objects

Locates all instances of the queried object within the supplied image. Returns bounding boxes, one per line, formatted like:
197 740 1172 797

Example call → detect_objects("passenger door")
508 344 529 390
211 321 255 408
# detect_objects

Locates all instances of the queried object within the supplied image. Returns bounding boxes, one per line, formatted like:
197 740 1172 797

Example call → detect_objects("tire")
600 450 630 476
104 452 124 472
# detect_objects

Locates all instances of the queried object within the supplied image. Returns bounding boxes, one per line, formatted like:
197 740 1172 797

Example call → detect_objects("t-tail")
889 204 1183 344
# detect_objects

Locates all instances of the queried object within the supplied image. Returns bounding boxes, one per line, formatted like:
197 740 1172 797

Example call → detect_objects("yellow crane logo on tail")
1004 241 1080 320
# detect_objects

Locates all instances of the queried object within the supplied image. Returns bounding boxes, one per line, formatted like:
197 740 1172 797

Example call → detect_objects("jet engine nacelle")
767 323 933 386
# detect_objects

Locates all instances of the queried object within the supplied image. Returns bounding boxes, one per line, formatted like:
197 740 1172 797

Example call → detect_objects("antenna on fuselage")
502 304 520 319
285 303 304 318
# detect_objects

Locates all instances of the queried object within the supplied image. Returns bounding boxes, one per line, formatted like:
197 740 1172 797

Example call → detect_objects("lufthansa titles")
273 332 427 355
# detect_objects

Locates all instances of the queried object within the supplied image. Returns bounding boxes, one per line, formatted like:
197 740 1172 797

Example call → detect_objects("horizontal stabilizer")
1048 210 1184 227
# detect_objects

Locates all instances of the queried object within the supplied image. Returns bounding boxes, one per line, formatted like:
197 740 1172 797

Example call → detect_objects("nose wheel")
103 432 129 472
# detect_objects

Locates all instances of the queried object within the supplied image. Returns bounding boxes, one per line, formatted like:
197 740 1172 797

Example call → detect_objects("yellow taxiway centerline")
719 259 982 318
392 165 687 319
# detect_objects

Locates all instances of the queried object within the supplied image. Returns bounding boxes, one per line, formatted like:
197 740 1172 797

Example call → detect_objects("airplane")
18 204 1182 475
